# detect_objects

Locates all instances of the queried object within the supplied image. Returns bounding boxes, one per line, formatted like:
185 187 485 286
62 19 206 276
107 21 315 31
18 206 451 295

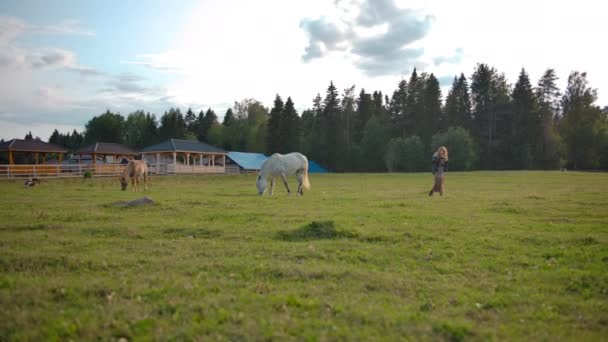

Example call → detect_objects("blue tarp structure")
227 152 329 173
227 152 268 171
308 160 328 173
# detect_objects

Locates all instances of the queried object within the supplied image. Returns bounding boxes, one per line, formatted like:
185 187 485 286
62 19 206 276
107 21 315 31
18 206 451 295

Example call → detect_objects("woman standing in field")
429 146 448 196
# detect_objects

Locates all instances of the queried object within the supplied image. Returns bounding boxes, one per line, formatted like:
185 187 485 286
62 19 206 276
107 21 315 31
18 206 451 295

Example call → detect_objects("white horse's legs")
296 169 304 195
269 178 275 195
281 174 291 195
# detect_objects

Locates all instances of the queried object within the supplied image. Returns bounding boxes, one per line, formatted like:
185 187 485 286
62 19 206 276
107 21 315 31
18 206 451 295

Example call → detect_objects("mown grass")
0 171 607 341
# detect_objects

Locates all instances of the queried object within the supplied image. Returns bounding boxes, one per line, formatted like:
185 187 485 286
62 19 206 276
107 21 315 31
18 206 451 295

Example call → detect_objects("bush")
360 117 389 172
83 171 92 179
383 136 426 172
431 127 477 171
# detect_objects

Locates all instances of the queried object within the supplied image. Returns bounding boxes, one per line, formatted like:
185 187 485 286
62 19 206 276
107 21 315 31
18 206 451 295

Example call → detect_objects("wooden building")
0 139 68 177
73 142 139 176
140 139 227 174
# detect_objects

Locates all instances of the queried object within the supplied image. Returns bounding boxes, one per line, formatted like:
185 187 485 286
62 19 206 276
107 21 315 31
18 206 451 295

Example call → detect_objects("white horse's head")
256 174 267 195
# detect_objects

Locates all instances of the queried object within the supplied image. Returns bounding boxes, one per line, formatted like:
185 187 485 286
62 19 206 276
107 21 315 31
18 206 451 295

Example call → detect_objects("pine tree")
444 73 472 130
144 113 159 146
201 108 219 142
222 108 235 126
185 107 196 131
300 109 315 157
490 72 513 169
49 129 61 146
560 71 604 169
282 97 300 153
421 73 442 153
341 86 356 153
372 91 387 120
471 64 507 169
510 68 538 169
535 69 562 169
354 89 373 144
195 111 206 141
159 108 186 140
405 68 422 137
307 93 325 164
321 81 346 171
69 130 84 151
267 94 284 154
389 79 408 137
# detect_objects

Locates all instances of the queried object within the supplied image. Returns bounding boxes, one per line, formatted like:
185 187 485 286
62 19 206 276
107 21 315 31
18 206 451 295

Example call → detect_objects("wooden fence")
0 163 228 179
0 164 127 179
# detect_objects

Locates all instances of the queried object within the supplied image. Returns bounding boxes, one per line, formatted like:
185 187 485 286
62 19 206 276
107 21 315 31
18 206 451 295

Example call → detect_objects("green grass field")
1 172 607 341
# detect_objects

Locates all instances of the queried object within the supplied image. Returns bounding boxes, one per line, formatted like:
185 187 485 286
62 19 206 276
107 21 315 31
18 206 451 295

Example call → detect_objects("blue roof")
227 152 329 173
308 160 328 173
227 152 268 170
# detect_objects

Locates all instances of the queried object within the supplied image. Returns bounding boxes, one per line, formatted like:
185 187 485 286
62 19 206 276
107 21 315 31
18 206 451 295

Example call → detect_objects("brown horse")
120 160 148 191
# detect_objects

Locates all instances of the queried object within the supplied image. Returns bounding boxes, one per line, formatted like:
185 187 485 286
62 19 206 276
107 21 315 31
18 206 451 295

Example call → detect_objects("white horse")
256 152 311 195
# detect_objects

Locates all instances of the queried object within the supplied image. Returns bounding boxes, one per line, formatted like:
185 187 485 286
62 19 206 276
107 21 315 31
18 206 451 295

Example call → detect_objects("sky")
0 0 606 141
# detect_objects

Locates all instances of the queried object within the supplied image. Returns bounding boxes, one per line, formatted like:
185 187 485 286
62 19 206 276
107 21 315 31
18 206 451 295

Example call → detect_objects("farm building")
226 152 268 173
73 142 137 164
140 139 227 174
0 139 68 178
72 142 138 176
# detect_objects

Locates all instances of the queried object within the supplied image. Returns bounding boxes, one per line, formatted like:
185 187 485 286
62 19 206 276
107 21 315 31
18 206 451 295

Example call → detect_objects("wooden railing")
0 163 227 179
173 164 225 174
0 164 127 178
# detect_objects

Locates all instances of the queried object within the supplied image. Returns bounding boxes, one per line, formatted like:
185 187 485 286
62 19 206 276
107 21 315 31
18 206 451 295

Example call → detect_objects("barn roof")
74 142 137 155
141 139 226 154
227 151 268 170
0 139 68 153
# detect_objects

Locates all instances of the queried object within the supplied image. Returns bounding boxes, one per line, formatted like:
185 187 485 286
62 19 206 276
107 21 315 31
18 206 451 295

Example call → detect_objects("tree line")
40 63 607 171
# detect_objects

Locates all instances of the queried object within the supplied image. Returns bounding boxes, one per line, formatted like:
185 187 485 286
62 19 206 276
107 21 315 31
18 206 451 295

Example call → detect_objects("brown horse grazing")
120 160 148 191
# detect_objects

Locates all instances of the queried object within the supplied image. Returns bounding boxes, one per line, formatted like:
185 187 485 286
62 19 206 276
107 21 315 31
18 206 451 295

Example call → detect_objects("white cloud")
300 0 434 75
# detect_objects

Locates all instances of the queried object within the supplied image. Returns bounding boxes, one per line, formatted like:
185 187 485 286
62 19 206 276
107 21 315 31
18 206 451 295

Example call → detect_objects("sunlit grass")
0 172 607 340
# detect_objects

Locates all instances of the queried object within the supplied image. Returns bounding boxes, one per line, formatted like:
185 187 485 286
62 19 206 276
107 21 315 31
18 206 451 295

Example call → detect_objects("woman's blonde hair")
437 146 448 159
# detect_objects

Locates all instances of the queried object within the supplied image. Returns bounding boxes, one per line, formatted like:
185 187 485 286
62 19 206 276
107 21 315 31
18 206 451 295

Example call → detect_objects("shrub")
431 127 477 171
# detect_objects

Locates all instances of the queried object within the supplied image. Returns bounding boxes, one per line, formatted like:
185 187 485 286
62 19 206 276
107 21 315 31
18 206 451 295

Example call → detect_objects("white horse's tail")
302 166 311 190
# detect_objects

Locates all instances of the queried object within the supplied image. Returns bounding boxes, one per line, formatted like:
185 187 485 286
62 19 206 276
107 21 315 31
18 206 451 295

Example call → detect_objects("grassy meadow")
0 171 607 341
